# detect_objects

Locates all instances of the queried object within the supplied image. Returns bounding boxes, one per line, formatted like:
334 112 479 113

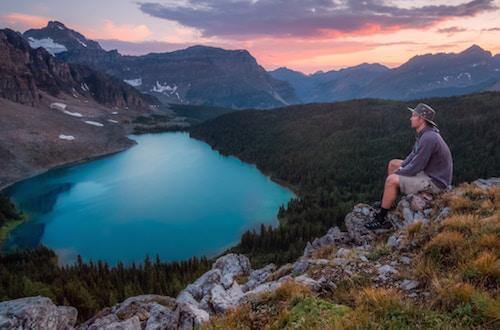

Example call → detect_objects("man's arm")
395 133 436 176
400 144 417 168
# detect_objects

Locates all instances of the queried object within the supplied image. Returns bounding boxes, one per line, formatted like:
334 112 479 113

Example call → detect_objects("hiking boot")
365 209 393 230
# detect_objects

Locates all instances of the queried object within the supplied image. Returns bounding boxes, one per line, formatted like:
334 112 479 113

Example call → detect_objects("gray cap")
407 103 438 127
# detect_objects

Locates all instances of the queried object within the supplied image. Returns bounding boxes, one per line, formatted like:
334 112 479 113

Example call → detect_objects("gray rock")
101 316 141 330
292 258 310 275
410 194 428 211
378 265 398 276
294 275 322 291
80 295 177 330
244 280 283 297
400 256 412 265
359 254 369 262
400 280 420 291
303 241 314 257
310 226 351 250
402 206 414 226
191 269 222 297
0 296 77 330
212 254 251 289
177 303 210 329
308 259 330 266
145 304 179 330
436 207 451 222
176 291 198 307
387 234 399 248
336 248 351 258
242 264 276 292
209 282 244 314
472 177 500 189
332 258 349 266
345 204 377 245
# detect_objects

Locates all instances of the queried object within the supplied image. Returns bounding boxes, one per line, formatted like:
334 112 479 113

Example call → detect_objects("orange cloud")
316 23 404 39
84 20 152 42
1 12 50 30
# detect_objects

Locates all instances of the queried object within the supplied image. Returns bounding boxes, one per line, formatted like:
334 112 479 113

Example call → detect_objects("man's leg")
387 159 403 176
366 173 400 229
381 174 400 209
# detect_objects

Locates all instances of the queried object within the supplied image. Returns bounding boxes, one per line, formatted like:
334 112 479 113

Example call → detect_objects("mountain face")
0 28 154 109
23 22 299 109
0 28 162 190
270 45 500 102
24 21 102 55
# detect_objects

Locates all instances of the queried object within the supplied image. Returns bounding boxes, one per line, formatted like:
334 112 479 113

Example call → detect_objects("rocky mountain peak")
459 44 492 58
24 20 102 53
46 20 68 31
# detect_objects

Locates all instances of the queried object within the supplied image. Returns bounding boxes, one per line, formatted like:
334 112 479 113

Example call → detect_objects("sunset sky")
1 0 499 73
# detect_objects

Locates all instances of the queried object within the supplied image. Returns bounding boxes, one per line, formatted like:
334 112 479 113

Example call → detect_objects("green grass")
275 297 351 329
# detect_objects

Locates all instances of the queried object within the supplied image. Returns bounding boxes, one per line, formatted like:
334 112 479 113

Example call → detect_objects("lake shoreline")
0 140 136 194
2 132 295 265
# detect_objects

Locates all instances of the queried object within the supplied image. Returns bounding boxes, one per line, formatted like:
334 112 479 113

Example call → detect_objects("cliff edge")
1 178 499 329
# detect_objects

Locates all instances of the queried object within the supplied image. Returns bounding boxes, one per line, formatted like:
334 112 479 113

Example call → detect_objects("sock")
379 207 389 217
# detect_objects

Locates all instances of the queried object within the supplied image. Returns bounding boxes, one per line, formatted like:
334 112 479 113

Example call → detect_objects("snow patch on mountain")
84 121 104 127
50 102 67 111
27 37 67 55
63 110 83 118
151 81 177 94
59 134 75 141
124 78 142 87
457 72 472 80
76 38 87 48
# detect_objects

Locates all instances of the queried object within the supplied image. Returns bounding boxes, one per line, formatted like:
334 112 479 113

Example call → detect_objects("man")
365 103 453 230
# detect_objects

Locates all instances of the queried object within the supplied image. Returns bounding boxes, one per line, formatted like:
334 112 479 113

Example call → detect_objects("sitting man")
365 103 453 230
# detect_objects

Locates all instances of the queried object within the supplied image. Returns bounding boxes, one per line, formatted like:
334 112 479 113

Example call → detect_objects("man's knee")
385 174 400 186
388 159 403 174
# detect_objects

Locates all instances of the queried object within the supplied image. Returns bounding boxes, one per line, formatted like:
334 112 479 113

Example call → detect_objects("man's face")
410 112 425 129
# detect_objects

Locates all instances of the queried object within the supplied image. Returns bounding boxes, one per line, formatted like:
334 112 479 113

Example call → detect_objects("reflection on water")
4 132 294 265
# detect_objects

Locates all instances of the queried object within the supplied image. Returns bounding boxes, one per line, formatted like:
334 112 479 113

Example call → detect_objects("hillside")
0 28 167 190
189 92 500 265
1 178 498 329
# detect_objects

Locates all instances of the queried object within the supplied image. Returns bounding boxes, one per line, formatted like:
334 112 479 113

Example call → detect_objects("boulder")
344 203 378 245
78 295 177 330
209 282 244 314
242 264 276 292
0 296 77 330
212 254 251 289
400 280 420 291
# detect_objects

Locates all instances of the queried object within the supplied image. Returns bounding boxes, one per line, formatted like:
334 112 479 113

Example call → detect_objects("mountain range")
19 21 500 107
24 21 298 109
270 45 500 102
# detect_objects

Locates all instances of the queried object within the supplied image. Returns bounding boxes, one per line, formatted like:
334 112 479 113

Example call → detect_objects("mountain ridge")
270 44 500 102
22 21 299 109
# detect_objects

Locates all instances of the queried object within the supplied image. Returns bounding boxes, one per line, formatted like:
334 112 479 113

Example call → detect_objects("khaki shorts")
398 171 442 195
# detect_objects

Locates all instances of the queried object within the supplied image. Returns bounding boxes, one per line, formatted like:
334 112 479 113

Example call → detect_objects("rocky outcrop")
3 177 498 329
0 28 154 110
0 296 77 329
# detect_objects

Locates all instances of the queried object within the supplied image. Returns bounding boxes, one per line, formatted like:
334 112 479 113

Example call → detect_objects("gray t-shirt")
395 126 453 189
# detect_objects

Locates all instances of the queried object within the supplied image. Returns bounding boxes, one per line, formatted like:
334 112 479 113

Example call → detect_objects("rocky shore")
1 177 498 329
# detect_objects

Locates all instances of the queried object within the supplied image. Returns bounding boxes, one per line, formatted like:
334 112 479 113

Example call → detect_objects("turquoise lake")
3 132 294 265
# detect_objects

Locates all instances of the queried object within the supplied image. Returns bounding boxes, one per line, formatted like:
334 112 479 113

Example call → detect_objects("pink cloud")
1 12 50 30
83 20 152 42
